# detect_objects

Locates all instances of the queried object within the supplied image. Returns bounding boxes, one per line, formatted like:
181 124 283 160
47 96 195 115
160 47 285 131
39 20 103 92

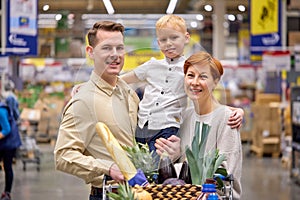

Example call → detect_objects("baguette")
95 122 137 180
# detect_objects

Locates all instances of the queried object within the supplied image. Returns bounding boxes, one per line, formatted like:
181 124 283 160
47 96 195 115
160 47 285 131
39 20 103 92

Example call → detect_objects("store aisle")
1 143 300 200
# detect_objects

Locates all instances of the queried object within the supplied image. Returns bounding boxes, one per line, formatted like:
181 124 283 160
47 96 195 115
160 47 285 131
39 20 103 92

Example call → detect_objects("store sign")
5 0 37 56
262 51 291 72
250 0 282 62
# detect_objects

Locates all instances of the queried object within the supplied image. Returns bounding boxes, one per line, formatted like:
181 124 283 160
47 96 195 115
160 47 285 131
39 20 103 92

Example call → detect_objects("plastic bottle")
207 193 219 200
197 183 219 200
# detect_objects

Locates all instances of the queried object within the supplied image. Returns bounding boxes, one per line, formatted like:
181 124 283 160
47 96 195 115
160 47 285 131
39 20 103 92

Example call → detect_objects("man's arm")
227 106 244 129
54 102 115 186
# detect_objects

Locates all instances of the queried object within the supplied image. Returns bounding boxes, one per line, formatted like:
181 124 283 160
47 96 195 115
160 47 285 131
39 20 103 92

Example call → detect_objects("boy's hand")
228 108 244 130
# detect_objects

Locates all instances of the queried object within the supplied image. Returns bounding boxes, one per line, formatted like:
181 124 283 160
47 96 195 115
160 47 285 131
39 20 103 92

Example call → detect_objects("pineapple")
185 122 227 186
107 182 136 200
122 139 159 183
107 183 152 200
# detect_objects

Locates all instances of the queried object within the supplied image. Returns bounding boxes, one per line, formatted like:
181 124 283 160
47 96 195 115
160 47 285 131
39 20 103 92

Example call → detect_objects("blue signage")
250 0 282 62
5 0 38 56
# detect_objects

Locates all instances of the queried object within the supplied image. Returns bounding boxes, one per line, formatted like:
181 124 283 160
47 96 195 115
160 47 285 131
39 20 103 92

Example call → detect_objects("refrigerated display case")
290 85 300 183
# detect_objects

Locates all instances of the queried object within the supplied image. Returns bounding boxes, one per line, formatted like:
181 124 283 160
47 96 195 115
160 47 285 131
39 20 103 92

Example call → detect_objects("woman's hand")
155 135 181 162
228 108 244 129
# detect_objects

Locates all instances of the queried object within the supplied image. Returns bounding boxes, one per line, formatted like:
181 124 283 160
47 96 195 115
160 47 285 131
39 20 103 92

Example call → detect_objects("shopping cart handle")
213 174 234 181
213 173 226 180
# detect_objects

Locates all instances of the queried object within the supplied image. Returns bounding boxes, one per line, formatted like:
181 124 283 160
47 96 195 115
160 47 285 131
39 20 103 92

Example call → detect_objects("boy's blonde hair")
156 14 187 34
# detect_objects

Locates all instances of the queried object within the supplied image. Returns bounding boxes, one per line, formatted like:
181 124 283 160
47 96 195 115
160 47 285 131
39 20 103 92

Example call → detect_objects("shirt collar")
90 71 118 96
165 55 186 64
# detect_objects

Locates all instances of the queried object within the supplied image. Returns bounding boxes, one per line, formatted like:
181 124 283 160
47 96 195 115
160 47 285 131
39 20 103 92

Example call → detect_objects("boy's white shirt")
132 56 187 130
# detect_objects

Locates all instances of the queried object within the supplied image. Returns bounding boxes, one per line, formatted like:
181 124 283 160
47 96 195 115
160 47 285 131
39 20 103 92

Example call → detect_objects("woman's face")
184 63 217 101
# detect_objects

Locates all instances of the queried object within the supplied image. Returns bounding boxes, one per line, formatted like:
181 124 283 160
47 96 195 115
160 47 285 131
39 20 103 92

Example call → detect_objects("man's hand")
228 108 244 130
0 132 4 140
109 163 125 183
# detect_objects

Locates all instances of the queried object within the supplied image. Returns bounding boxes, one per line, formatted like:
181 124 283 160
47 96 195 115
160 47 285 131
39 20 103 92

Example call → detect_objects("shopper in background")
54 21 140 200
2 82 20 122
121 14 244 157
0 87 22 200
155 51 242 199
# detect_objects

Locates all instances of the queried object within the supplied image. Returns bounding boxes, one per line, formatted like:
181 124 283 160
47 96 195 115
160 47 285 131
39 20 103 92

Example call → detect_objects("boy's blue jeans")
135 124 179 165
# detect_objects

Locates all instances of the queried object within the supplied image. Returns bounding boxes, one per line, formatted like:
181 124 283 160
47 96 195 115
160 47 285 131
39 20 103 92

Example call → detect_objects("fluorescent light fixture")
43 4 50 11
103 0 115 15
204 4 212 12
238 5 246 12
55 14 62 21
166 0 177 14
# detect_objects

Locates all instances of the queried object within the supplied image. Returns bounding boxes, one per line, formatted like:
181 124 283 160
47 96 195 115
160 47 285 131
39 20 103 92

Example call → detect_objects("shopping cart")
101 174 234 200
17 135 41 171
214 174 234 200
102 175 118 200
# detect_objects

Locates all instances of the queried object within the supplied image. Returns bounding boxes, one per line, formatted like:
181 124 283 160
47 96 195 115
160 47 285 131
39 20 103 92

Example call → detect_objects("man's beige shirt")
54 71 140 187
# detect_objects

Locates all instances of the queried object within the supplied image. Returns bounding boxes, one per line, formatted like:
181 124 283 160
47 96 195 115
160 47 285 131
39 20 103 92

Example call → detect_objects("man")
54 21 140 200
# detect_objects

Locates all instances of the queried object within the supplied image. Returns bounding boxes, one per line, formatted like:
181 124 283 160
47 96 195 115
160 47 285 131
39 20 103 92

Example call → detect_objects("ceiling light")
166 0 177 14
190 21 198 28
204 4 213 12
196 14 204 21
238 5 246 12
103 0 115 15
228 14 236 21
43 4 50 11
55 14 62 21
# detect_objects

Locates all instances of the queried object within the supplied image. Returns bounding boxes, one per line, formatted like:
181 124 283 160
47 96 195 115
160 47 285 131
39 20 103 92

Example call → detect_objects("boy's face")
156 26 190 59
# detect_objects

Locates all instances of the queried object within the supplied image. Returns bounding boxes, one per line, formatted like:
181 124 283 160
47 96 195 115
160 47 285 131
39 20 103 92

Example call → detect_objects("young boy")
121 15 243 154
121 15 189 154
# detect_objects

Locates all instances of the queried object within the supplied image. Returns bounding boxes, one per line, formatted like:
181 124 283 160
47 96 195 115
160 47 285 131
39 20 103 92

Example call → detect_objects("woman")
0 98 21 200
155 51 242 199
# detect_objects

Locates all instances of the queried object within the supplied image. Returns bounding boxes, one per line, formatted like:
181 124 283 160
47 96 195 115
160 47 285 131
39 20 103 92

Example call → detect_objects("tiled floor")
1 143 300 200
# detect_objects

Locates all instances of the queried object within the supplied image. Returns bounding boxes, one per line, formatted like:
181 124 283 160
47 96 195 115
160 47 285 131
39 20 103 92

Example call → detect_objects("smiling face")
156 26 190 59
184 63 217 101
86 30 125 85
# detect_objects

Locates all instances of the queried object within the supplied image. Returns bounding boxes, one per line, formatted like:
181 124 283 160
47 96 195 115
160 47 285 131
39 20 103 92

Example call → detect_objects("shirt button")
169 68 172 71
165 80 168 83
161 91 164 95
156 102 159 106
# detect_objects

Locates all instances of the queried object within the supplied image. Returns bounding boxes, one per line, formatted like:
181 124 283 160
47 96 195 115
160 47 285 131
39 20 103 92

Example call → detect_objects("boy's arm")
227 106 244 129
120 71 140 84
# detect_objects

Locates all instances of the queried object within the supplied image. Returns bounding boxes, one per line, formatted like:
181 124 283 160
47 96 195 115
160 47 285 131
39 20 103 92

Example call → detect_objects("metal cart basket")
17 135 41 171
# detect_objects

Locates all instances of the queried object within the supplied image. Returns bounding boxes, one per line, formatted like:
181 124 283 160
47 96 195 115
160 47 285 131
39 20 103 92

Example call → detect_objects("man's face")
87 30 125 80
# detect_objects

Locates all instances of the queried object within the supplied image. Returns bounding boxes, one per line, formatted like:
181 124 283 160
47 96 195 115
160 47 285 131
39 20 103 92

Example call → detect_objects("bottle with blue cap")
198 183 219 200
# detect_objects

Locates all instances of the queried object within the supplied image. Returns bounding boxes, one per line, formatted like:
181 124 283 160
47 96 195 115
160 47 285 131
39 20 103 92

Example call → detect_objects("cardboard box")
288 32 300 47
20 108 41 122
255 93 281 104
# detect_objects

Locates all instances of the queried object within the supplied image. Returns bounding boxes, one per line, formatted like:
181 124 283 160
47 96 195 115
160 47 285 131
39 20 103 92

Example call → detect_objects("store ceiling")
38 0 249 15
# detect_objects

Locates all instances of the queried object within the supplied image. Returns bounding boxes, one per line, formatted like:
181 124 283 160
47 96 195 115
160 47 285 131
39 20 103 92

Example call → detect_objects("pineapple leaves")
107 182 137 200
185 148 200 185
185 122 227 186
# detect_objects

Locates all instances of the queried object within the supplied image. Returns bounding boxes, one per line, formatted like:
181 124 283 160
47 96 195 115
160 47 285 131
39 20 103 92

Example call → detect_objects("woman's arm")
0 108 11 138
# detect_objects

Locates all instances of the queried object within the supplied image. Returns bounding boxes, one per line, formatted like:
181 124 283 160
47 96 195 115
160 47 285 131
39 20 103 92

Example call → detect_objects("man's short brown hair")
87 21 125 47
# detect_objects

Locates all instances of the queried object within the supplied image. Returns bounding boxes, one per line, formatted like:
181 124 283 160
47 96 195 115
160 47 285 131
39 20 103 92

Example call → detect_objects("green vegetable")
185 122 227 186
